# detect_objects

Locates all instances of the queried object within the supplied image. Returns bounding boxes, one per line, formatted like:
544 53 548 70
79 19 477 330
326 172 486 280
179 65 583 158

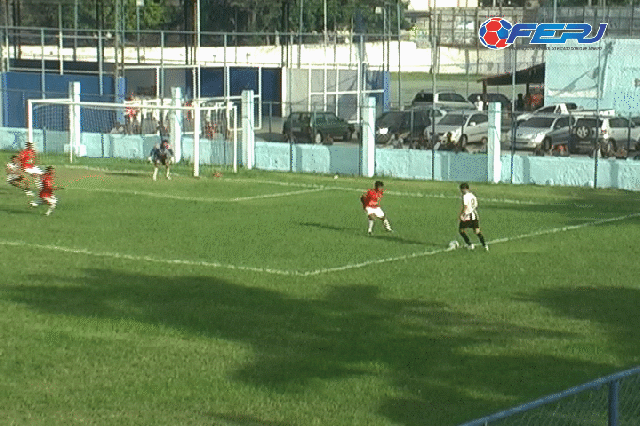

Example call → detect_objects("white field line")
68 187 325 202
299 211 640 276
61 165 547 206
1 212 637 277
227 178 545 205
0 240 297 276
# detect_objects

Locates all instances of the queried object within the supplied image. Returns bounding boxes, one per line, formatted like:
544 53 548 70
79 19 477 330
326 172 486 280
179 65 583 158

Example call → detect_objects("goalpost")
27 97 239 177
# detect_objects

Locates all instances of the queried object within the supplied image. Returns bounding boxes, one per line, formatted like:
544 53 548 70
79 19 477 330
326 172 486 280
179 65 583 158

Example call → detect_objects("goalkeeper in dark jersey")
149 139 174 181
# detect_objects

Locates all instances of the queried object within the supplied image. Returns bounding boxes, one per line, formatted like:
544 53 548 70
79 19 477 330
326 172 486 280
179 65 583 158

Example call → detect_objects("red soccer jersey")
39 172 54 198
18 148 36 170
362 189 383 208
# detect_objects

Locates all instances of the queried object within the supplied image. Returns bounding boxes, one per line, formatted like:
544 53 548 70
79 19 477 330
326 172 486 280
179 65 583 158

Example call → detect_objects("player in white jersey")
458 182 488 251
6 155 27 191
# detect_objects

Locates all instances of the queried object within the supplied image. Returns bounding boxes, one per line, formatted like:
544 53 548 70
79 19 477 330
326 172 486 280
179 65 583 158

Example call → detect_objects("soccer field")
2 155 640 425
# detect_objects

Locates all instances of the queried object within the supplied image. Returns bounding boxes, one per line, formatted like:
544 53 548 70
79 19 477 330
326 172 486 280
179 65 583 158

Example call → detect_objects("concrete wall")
253 141 640 190
17 41 543 75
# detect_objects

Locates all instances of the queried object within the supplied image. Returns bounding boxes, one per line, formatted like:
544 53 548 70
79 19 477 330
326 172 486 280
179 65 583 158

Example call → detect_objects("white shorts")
25 166 43 175
365 207 385 218
41 195 57 206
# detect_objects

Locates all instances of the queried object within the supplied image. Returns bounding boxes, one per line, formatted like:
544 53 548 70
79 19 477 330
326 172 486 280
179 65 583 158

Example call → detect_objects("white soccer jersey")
462 192 478 221
6 162 20 181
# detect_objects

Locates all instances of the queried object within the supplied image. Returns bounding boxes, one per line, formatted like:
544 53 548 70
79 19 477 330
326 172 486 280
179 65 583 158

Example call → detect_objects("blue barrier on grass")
458 365 640 426
2 126 640 190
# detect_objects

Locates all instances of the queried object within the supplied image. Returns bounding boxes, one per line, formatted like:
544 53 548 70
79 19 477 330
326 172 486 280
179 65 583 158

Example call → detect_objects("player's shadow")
6 269 608 425
299 221 434 245
104 171 150 178
0 206 34 214
298 221 353 232
372 233 439 246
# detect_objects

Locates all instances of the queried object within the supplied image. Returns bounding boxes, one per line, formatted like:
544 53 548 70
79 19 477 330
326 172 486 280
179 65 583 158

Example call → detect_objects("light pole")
298 0 304 68
396 0 401 108
323 0 327 45
136 0 143 63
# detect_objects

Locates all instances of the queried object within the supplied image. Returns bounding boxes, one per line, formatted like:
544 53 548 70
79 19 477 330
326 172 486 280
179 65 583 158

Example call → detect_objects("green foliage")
3 155 640 425
12 0 410 34
14 0 178 30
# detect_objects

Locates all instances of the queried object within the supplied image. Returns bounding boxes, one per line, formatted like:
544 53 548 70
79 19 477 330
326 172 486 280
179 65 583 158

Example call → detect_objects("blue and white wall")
2 126 639 190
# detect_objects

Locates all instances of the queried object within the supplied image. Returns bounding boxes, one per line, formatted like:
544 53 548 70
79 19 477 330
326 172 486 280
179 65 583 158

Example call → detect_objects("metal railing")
459 365 640 426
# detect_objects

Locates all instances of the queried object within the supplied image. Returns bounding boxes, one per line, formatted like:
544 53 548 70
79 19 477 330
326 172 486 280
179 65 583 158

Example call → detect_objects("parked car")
570 115 640 155
514 114 575 150
516 102 579 122
375 108 445 144
411 91 475 110
282 111 355 144
467 93 512 112
427 111 489 150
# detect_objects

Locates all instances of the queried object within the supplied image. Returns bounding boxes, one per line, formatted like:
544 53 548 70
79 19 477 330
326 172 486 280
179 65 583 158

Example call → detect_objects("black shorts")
459 219 479 230
153 156 171 166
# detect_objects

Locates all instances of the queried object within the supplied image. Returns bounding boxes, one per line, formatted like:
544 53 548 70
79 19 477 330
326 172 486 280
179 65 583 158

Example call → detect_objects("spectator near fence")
515 94 525 111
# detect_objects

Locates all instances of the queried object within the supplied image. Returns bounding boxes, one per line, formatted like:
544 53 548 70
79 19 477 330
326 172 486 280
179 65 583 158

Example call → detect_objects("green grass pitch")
2 154 640 425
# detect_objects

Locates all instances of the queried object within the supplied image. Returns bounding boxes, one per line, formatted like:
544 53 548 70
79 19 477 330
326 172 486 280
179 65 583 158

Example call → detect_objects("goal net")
27 98 239 177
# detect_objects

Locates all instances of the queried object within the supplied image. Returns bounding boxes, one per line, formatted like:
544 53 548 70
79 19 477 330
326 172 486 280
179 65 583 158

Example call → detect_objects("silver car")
514 114 575 150
427 111 489 149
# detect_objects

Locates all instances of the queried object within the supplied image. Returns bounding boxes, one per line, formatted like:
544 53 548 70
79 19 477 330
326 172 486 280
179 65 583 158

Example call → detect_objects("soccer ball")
448 240 460 249
478 17 513 50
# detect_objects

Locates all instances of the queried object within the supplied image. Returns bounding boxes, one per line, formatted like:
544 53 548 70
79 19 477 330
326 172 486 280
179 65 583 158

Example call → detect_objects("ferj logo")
478 17 608 50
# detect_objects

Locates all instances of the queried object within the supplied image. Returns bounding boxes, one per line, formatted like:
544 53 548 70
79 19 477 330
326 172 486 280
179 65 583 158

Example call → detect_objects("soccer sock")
383 219 392 231
477 233 486 246
368 219 374 233
152 168 158 180
459 230 471 245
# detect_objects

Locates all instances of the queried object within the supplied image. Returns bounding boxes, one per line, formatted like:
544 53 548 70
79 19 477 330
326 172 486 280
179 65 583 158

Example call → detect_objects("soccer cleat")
385 227 394 233
367 230 373 236
29 202 38 207
25 190 34 196
466 244 475 250
484 245 489 251
45 210 53 216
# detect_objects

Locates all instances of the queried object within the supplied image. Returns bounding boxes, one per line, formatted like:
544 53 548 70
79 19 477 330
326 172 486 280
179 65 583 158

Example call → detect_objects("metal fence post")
609 380 619 426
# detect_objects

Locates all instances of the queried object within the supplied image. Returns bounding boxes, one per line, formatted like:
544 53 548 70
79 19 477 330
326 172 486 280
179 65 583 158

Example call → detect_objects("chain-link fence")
459 366 640 426
3 11 640 190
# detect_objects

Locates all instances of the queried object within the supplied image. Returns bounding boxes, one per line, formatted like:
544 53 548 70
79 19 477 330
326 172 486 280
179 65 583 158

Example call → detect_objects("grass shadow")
518 286 640 365
3 269 610 425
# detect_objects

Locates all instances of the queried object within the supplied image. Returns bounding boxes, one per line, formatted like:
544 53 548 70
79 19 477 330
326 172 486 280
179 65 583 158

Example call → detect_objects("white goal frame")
27 98 239 177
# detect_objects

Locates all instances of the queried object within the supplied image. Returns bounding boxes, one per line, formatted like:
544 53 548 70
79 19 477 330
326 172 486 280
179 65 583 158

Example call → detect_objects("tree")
10 0 179 30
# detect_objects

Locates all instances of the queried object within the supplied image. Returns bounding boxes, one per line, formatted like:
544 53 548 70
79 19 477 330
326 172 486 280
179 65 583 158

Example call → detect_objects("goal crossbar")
27 98 239 176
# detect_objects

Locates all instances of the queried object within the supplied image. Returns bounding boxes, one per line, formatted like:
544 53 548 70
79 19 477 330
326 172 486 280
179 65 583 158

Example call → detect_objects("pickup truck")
517 103 616 123
516 103 579 122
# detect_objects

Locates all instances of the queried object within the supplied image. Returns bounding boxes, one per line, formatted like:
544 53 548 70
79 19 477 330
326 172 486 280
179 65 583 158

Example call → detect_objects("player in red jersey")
29 166 60 216
360 180 393 235
18 142 43 196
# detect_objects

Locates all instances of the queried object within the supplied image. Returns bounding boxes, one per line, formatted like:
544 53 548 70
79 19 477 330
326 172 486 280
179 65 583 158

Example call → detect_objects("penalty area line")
1 212 637 277
0 240 298 276
68 187 326 202
300 211 640 276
